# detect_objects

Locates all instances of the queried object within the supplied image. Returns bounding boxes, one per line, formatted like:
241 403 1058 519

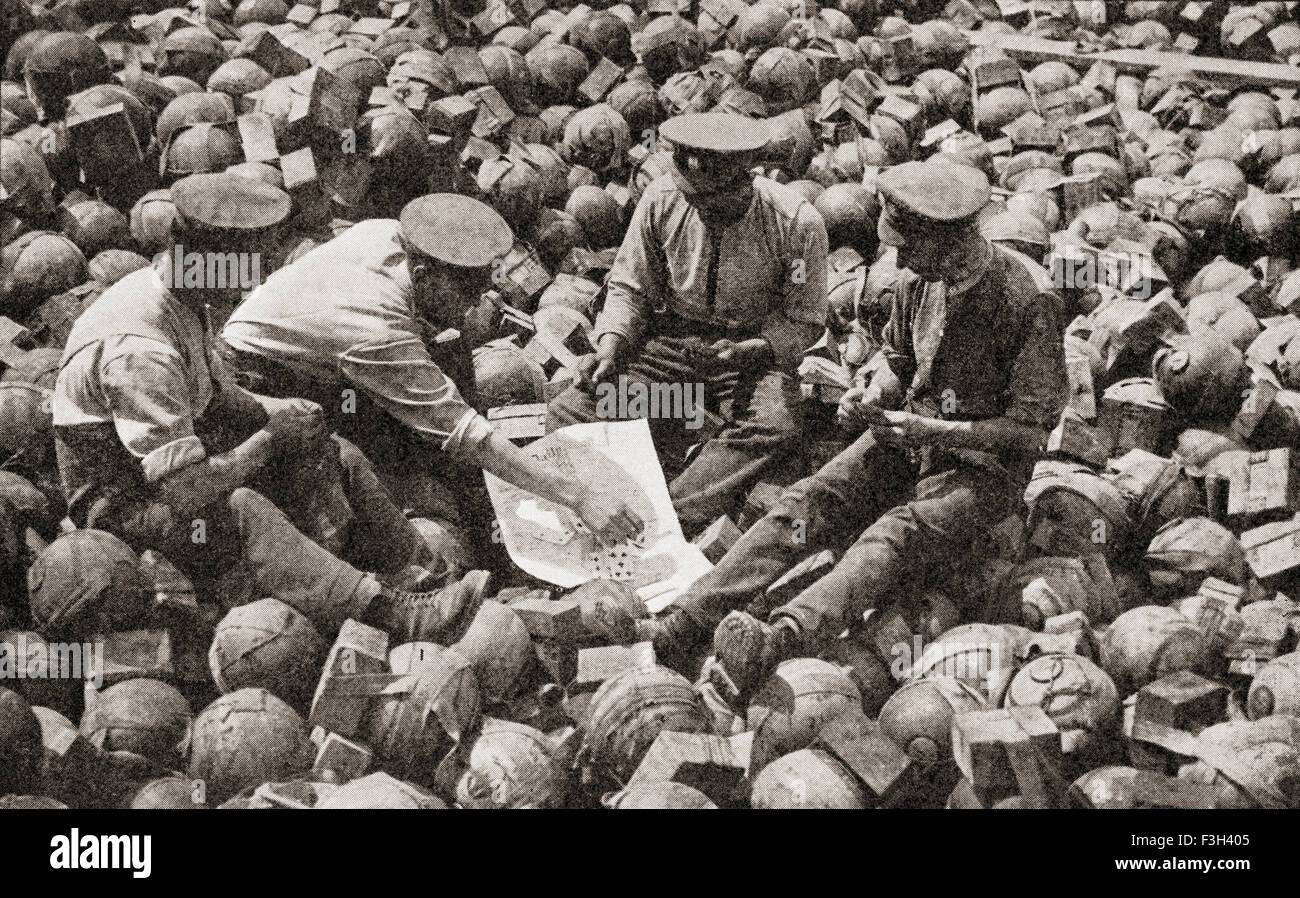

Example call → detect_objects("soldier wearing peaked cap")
548 112 829 543
222 193 644 548
643 160 1068 687
52 173 486 647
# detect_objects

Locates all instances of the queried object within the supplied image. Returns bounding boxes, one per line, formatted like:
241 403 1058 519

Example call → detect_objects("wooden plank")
964 30 1300 90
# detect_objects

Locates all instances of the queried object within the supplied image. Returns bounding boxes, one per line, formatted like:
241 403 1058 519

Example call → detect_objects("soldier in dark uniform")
547 112 830 532
642 161 1069 688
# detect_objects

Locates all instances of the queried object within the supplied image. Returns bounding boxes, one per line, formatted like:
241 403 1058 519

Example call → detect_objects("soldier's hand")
837 387 884 433
578 334 628 394
265 398 327 447
704 338 772 371
868 410 943 448
574 488 644 546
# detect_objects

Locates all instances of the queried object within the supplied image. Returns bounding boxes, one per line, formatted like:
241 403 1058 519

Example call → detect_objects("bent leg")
224 487 379 635
668 369 804 532
673 430 913 632
775 465 1016 652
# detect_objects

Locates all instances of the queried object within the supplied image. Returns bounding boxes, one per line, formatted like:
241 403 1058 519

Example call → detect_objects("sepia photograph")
0 0 1295 882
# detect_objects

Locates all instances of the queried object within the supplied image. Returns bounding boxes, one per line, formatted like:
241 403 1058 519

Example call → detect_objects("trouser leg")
333 435 433 576
673 430 913 631
775 465 1015 652
220 487 379 635
668 369 803 532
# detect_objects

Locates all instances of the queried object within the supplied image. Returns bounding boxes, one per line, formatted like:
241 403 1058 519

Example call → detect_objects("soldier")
641 161 1068 688
220 193 643 547
547 112 829 532
52 173 484 643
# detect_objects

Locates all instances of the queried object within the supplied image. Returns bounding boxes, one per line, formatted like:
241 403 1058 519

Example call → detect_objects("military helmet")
512 142 570 207
914 623 1024 701
28 530 154 639
472 339 547 409
476 156 543 236
0 381 52 460
316 772 446 809
367 647 481 784
444 719 566 808
530 44 589 108
877 676 987 766
813 182 877 254
584 665 709 782
1183 255 1258 303
1144 516 1249 594
915 68 968 122
321 44 385 95
570 11 633 66
159 28 228 84
80 678 192 767
4 30 51 83
1027 60 1080 95
451 601 533 703
1 230 87 309
561 103 631 173
66 83 153 151
1186 291 1261 353
747 658 862 773
233 0 289 27
0 686 43 796
155 88 236 147
208 598 326 709
729 4 790 55
1004 653 1118 754
206 57 271 100
129 776 208 809
750 747 867 809
1230 188 1294 259
22 32 111 114
747 47 816 114
161 122 242 181
1100 605 1213 694
1 83 38 136
602 780 717 808
58 199 133 258
129 188 179 256
1178 715 1300 809
1265 153 1300 193
189 687 314 803
1072 765 1174 808
607 78 662 138
976 86 1032 136
0 136 53 219
478 45 534 112
565 184 622 249
1247 653 1300 719
570 578 648 645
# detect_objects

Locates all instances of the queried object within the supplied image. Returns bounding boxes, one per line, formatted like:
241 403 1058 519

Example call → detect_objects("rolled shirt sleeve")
762 200 829 372
340 336 493 457
98 348 208 483
594 185 665 349
1004 294 1069 430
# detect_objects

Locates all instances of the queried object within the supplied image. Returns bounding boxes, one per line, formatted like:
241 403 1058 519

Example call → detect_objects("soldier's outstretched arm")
464 431 643 546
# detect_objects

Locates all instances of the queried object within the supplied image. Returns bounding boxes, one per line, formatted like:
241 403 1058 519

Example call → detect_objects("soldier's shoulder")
994 244 1055 315
754 176 814 223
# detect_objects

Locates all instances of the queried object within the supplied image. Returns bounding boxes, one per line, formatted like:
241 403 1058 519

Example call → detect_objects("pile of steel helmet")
2 0 1300 809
